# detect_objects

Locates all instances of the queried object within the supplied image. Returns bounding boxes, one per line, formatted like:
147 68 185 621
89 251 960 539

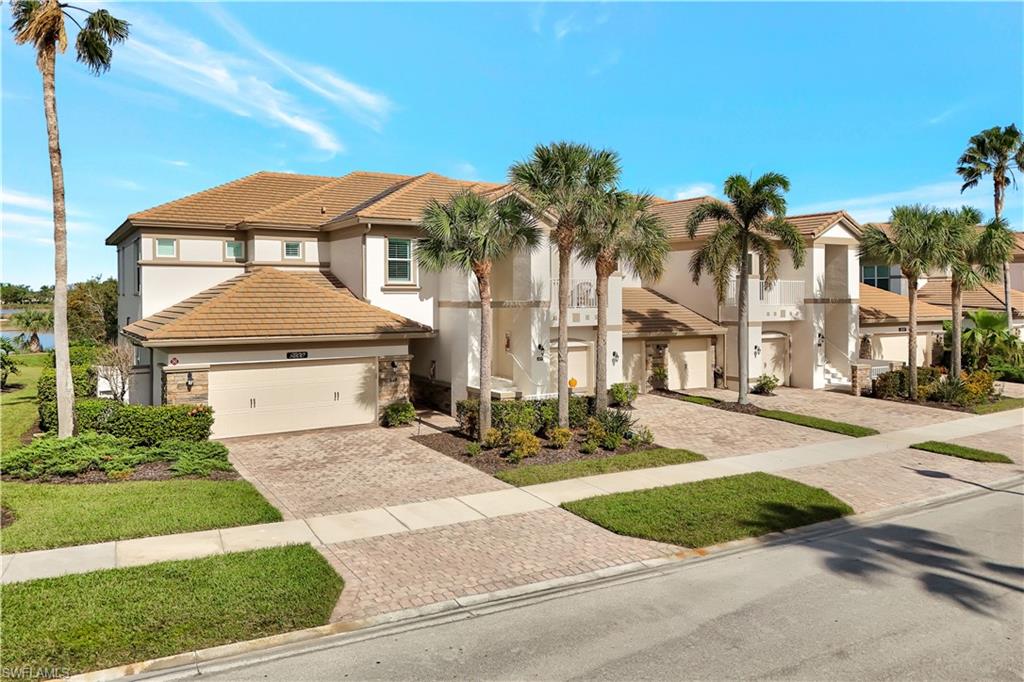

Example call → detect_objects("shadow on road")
902 467 1024 496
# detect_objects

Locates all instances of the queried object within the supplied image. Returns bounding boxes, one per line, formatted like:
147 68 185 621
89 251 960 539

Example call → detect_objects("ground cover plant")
871 367 1017 413
563 472 853 548
0 545 341 675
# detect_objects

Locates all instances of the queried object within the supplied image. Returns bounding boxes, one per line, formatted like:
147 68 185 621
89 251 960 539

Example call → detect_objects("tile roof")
621 288 725 337
918 277 1024 317
1014 232 1024 259
859 283 949 325
123 267 431 344
649 197 861 242
334 173 507 223
242 172 413 227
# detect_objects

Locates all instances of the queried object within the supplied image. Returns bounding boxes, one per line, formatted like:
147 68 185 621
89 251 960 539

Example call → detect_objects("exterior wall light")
753 345 761 358
185 371 194 390
612 350 620 364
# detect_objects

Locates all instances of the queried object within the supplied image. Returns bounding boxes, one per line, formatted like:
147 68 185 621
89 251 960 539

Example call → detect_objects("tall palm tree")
8 309 54 353
577 191 668 411
418 191 541 439
956 124 1022 328
510 142 621 427
942 207 1014 377
861 206 951 399
685 173 805 405
11 0 129 438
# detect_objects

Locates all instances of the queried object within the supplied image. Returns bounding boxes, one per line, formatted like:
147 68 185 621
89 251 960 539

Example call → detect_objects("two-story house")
107 170 726 438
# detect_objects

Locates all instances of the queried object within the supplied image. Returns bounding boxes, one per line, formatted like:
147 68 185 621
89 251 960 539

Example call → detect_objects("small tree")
418 191 541 439
96 342 133 402
1 337 21 389
8 309 53 352
577 191 668 411
860 206 951 399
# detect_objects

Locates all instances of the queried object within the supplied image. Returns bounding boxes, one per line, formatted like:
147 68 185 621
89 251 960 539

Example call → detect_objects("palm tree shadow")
740 501 1023 617
902 467 1024 496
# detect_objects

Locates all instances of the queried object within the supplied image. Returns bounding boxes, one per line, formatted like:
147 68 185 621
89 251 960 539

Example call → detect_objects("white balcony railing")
551 279 598 308
725 279 804 307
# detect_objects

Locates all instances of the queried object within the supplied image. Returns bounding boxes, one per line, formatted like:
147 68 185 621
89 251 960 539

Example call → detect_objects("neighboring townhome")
916 277 1024 335
107 170 721 437
1008 232 1024 291
641 198 863 389
857 283 949 366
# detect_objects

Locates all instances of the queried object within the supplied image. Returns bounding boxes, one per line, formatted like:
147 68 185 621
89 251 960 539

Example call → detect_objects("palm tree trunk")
556 242 571 427
29 333 41 354
907 276 919 401
995 185 1012 329
593 258 613 413
951 278 963 377
40 49 74 438
737 234 750 405
477 268 493 440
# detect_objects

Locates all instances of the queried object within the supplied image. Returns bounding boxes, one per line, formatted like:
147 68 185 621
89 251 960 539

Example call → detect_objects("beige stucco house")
858 283 948 366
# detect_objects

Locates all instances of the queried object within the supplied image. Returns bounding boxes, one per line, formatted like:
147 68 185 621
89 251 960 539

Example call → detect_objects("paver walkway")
4 407 1018 586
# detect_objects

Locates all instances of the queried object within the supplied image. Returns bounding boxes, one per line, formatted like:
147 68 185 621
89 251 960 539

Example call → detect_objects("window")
134 240 141 294
862 265 892 291
387 238 414 284
155 238 176 258
283 241 302 259
225 240 245 261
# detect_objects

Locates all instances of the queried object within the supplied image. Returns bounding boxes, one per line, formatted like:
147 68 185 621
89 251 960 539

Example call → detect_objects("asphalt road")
203 487 1024 681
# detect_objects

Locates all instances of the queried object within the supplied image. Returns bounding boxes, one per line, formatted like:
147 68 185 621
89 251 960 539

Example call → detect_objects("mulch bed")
412 429 658 476
1 506 14 528
654 389 763 415
2 462 240 486
865 394 1005 413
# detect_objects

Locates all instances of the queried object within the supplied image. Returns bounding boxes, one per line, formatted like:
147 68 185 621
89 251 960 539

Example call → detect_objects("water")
0 330 54 350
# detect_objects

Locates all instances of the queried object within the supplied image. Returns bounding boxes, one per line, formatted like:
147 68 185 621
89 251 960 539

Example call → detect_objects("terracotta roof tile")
621 288 724 337
243 172 413 227
918 277 1024 317
649 197 861 242
339 173 505 222
859 283 949 324
123 268 430 343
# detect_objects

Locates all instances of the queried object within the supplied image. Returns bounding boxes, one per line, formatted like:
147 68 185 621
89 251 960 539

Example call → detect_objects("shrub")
465 442 482 458
751 374 779 396
381 400 416 427
593 408 637 438
493 400 539 435
548 426 573 450
481 428 504 450
990 362 1024 383
47 343 102 368
537 399 559 434
928 378 969 406
608 382 639 408
508 429 540 462
580 439 599 455
585 417 607 444
456 399 480 438
600 432 623 451
568 395 593 428
961 370 995 404
40 399 213 444
458 396 593 439
37 365 97 405
872 370 907 399
629 425 655 448
650 365 668 390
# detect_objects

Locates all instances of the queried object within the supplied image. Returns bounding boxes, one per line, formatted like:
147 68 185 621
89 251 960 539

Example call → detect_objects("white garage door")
622 339 646 388
874 333 929 366
761 335 789 385
567 346 591 390
665 337 710 390
208 359 377 438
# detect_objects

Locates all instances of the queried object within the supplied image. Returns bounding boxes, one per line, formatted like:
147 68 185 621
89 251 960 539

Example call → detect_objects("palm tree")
577 191 668 412
510 142 621 427
685 173 805 405
961 309 1023 369
418 191 541 439
956 124 1022 328
942 207 1014 377
8 309 54 353
11 1 129 438
861 206 951 399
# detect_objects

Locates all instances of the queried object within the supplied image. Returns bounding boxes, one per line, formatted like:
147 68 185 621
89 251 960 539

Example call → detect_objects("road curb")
68 473 1024 682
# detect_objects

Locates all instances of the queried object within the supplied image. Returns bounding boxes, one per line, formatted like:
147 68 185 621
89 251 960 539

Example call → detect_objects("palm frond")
684 200 734 240
758 216 805 269
747 232 781 286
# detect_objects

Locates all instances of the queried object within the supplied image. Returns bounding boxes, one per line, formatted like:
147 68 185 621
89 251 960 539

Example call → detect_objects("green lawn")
756 410 879 437
911 440 1014 464
678 394 720 406
563 472 853 548
972 397 1024 414
1 355 47 452
0 545 342 677
495 448 707 486
1 480 282 552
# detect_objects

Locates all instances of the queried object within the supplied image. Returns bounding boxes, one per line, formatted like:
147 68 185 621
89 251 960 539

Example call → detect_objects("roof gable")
859 283 948 324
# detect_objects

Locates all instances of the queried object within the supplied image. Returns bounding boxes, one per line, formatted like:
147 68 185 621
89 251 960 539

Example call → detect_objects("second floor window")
387 238 413 284
283 241 302 259
225 240 245 261
862 265 891 291
155 238 176 258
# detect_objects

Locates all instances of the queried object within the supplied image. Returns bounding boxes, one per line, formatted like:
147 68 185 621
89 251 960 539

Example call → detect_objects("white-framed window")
387 238 414 284
283 241 303 259
862 265 891 291
155 238 177 258
225 240 245 261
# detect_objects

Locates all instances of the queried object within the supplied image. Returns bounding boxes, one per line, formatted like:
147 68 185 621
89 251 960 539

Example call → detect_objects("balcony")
551 279 598 308
723 279 805 321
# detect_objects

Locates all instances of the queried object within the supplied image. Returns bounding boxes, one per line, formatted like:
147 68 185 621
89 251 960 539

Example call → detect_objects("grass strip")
971 397 1024 414
0 545 342 676
677 394 720 406
563 472 853 548
1 362 44 452
910 440 1014 464
495 448 706 486
756 410 879 437
0 480 282 552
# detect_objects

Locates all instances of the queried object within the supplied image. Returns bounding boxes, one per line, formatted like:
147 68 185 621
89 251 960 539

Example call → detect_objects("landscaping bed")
562 472 854 548
0 545 342 676
911 440 1014 464
494 448 706 486
868 367 1022 414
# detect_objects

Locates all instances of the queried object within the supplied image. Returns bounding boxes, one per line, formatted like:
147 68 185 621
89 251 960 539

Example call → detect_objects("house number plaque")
286 351 309 359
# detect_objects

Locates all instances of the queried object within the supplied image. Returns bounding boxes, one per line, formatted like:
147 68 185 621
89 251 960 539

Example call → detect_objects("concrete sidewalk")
2 407 1020 585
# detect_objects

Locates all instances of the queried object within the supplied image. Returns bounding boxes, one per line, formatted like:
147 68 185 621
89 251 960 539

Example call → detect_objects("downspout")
361 223 371 302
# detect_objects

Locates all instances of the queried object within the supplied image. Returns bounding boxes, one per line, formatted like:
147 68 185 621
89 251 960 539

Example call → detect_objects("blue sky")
3 1 1022 287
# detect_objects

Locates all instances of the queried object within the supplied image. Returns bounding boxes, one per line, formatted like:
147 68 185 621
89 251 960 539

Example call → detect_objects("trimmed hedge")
37 366 97 405
40 399 213 443
456 395 593 439
47 344 103 368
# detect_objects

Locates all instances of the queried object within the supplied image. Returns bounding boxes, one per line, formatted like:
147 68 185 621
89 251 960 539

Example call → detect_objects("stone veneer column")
378 355 411 410
850 363 870 397
163 367 209 405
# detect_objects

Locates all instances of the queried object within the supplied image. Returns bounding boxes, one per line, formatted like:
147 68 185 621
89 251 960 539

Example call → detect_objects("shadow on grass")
741 501 1023 617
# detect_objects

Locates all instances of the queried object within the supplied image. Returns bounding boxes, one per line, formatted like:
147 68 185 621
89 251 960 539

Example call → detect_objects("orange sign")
568 378 578 389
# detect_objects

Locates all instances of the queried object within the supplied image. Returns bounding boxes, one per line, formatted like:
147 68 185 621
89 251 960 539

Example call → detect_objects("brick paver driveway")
632 393 844 458
688 386 967 433
785 423 1023 513
225 425 507 519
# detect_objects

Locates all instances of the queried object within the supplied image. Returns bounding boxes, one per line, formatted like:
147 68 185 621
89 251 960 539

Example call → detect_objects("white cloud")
108 178 144 191
164 159 189 167
588 49 622 77
451 161 479 180
672 183 717 200
113 9 346 155
0 229 53 246
2 211 95 233
2 189 51 212
926 103 966 126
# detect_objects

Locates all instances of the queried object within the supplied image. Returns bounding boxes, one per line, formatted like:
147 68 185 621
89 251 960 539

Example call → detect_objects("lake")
1 330 54 350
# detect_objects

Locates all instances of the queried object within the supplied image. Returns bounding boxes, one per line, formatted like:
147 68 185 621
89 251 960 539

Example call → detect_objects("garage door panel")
208 359 377 438
665 338 709 390
762 337 788 385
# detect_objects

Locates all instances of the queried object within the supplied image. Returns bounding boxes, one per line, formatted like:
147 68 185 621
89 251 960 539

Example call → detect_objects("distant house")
858 283 949 366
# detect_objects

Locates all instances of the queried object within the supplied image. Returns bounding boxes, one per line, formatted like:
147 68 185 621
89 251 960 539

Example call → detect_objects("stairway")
823 363 851 387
